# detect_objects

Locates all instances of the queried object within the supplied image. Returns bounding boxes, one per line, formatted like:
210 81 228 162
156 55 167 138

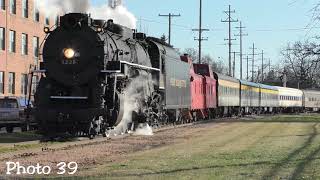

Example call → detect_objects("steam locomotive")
35 13 190 138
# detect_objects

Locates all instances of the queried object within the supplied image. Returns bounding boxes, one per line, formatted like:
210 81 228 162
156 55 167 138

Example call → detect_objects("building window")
55 16 59 26
31 75 38 94
21 33 28 55
33 0 39 22
33 36 39 63
0 27 4 50
21 74 28 95
22 0 28 18
0 0 5 10
9 0 16 14
45 17 50 26
9 30 16 53
8 72 15 94
0 72 4 94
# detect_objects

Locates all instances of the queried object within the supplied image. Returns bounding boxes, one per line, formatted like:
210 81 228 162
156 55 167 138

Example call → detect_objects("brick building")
0 0 57 97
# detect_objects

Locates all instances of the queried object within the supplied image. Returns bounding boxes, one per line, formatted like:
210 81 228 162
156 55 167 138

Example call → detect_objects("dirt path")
0 121 227 178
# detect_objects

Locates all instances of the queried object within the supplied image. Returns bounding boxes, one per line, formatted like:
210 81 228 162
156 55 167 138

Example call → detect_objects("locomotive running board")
103 61 160 74
34 61 160 74
50 96 88 100
120 61 160 72
101 70 121 73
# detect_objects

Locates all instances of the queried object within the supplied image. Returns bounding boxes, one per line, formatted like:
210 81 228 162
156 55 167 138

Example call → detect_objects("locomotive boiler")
34 13 191 138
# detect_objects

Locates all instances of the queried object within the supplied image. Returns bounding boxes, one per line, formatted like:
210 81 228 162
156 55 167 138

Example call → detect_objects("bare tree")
160 34 167 43
183 48 199 62
281 41 320 89
182 48 227 74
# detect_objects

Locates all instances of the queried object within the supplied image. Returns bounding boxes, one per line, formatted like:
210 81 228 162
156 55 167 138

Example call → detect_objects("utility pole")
268 59 271 73
159 13 181 45
249 43 258 82
193 0 209 64
139 16 142 33
246 56 249 80
222 5 238 76
261 50 264 82
232 52 239 77
233 52 236 77
235 21 248 80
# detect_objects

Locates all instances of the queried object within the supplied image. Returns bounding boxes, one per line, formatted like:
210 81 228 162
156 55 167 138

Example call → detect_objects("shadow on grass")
263 123 319 179
0 132 85 144
290 133 320 179
210 116 320 124
102 123 320 179
101 161 275 178
0 131 42 143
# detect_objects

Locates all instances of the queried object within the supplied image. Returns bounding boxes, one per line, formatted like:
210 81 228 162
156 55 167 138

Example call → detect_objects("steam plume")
36 0 90 16
36 0 137 29
112 74 153 136
89 1 137 29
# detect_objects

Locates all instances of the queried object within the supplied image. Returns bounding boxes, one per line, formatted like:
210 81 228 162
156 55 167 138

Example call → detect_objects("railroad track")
0 112 313 156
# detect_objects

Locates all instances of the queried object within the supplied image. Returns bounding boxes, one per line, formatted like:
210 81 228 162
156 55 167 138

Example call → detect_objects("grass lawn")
0 131 43 153
78 114 320 180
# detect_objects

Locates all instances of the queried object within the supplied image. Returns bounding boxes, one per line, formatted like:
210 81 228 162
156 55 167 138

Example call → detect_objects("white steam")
134 124 154 136
114 76 144 134
110 75 153 136
36 0 90 16
36 0 137 29
89 4 137 29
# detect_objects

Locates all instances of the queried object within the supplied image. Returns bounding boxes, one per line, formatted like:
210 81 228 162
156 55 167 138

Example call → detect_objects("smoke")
89 2 137 29
36 0 137 29
36 0 90 16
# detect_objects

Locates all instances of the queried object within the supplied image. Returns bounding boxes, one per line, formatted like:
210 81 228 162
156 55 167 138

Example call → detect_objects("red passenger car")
180 55 217 120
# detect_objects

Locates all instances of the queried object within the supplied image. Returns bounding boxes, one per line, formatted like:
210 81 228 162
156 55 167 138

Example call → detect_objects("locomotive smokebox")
60 13 91 29
42 13 105 86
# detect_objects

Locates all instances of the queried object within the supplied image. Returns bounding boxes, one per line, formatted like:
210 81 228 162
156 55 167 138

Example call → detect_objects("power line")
158 13 181 45
235 21 248 80
222 5 238 76
255 26 320 32
140 16 320 32
140 18 191 30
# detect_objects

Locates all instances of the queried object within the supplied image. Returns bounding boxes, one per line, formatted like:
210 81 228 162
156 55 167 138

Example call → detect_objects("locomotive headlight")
97 27 103 32
44 27 51 34
63 48 75 59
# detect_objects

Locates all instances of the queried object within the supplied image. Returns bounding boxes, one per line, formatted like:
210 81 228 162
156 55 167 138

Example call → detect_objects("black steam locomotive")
35 13 190 138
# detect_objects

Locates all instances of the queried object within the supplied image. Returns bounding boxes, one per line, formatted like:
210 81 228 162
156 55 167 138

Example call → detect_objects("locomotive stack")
32 13 320 138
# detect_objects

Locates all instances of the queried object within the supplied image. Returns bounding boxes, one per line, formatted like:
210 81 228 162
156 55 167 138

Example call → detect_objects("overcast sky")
90 0 319 78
